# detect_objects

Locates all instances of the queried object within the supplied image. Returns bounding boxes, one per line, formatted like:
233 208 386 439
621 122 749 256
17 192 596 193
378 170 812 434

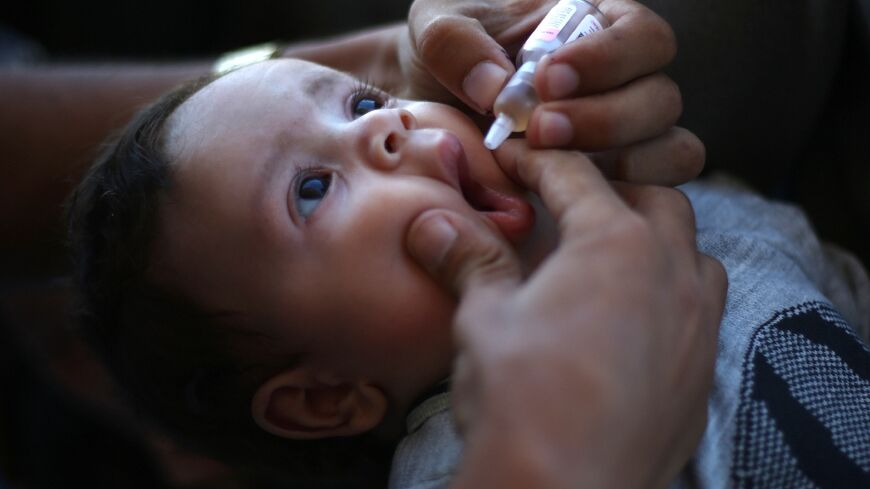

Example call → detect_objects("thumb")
408 3 514 113
406 210 521 299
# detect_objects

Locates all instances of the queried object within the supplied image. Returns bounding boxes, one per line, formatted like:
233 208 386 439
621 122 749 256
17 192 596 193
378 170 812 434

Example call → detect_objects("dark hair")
66 75 394 487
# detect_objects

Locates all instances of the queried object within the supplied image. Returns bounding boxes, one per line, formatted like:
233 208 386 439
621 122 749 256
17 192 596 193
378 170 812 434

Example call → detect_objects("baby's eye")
295 173 332 219
352 96 384 118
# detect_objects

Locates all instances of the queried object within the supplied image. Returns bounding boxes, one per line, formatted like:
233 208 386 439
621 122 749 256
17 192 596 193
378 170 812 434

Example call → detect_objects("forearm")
451 429 572 489
0 63 209 278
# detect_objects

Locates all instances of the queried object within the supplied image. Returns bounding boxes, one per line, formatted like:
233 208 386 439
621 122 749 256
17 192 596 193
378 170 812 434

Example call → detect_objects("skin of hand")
405 140 728 489
400 0 703 186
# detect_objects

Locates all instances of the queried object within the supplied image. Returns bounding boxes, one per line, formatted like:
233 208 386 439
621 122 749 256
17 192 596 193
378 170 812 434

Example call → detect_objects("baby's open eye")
353 96 384 118
296 173 332 219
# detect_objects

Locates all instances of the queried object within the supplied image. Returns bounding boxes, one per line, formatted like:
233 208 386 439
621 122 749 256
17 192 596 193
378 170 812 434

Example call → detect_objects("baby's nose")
362 108 417 170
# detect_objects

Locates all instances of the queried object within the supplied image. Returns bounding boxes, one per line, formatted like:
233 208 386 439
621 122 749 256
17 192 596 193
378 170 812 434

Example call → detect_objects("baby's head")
68 58 538 481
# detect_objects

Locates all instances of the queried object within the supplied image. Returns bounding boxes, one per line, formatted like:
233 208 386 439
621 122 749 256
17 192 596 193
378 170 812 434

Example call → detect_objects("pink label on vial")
532 3 577 42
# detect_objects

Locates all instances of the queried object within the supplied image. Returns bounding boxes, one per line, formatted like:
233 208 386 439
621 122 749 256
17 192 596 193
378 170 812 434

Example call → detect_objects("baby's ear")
251 368 387 440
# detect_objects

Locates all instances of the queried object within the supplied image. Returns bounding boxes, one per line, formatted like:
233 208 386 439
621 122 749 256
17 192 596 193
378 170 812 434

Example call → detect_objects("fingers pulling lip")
436 132 536 244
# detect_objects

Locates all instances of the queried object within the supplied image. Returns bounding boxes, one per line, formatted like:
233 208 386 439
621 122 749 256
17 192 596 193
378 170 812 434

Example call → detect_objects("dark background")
3 0 411 60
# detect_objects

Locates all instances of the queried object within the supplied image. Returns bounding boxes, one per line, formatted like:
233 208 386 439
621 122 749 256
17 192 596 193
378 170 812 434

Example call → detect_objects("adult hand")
405 141 727 489
402 0 702 186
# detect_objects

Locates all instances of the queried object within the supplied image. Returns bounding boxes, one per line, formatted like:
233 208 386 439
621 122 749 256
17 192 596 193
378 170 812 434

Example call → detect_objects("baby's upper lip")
433 132 464 192
432 132 476 204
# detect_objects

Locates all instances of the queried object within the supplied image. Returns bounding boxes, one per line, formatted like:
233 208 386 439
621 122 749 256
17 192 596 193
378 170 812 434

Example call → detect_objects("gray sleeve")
677 179 870 489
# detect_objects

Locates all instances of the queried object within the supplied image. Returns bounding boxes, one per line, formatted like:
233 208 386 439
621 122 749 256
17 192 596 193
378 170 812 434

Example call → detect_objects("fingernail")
545 63 580 99
462 61 509 113
537 111 573 146
409 214 458 272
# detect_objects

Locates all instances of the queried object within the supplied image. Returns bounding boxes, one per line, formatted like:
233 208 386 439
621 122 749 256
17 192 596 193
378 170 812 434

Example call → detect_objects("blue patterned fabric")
731 303 870 488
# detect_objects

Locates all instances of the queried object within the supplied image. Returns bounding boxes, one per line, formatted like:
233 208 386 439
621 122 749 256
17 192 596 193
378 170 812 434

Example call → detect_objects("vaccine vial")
484 0 609 150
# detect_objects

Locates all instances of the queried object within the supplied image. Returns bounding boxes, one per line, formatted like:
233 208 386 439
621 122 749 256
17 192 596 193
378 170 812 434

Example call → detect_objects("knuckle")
646 74 682 125
673 130 706 177
415 14 473 63
451 234 516 290
704 254 729 290
611 211 654 246
584 103 619 148
642 11 678 63
662 185 691 209
661 76 683 122
659 186 694 221
515 147 549 186
415 15 452 61
581 33 618 76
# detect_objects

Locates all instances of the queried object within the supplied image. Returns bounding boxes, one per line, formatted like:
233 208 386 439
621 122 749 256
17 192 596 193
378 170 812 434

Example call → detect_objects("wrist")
450 379 663 489
454 426 570 489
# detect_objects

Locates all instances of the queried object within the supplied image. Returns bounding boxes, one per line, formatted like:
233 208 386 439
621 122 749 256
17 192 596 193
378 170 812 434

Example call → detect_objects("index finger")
535 0 677 100
494 140 628 233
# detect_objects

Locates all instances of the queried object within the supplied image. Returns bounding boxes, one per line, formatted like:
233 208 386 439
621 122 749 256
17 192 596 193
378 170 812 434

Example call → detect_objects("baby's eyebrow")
303 71 342 100
253 69 350 227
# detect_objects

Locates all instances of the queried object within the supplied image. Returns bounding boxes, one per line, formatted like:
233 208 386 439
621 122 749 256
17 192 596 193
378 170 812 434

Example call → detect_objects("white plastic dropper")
484 115 516 150
484 61 539 150
483 0 609 150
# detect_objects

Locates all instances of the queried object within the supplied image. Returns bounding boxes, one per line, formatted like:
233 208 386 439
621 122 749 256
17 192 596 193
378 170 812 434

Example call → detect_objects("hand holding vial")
403 0 704 185
485 0 610 149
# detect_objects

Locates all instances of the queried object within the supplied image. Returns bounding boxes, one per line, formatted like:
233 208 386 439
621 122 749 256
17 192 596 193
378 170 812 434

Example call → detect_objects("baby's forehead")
164 59 342 161
187 58 341 112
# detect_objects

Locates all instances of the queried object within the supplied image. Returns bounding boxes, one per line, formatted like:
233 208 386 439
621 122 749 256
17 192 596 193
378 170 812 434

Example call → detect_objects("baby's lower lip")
465 181 536 244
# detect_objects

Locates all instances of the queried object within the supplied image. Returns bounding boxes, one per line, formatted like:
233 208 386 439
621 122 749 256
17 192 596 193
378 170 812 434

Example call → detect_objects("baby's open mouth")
453 144 535 244
461 175 494 212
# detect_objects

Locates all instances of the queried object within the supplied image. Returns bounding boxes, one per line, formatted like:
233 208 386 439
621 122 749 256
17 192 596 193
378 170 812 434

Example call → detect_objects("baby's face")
155 59 536 409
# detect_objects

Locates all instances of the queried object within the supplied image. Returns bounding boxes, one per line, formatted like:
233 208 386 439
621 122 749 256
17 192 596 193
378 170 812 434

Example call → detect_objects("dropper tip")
484 114 515 150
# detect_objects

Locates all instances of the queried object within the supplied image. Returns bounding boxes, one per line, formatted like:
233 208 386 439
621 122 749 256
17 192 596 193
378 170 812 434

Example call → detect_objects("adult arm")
0 63 209 277
406 141 727 488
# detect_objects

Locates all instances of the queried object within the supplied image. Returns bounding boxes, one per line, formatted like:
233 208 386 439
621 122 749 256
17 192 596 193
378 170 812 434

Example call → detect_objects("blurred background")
3 0 410 60
1 0 867 487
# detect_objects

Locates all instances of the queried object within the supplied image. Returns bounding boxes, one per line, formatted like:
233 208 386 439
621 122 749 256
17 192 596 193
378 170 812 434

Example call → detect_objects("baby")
67 58 870 488
68 57 554 485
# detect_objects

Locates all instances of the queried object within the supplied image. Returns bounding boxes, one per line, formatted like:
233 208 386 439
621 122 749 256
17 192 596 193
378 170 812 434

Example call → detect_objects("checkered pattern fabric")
732 302 870 488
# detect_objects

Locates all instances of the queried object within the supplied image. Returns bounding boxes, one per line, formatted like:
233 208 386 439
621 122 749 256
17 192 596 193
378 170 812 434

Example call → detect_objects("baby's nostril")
399 111 415 130
384 133 397 154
